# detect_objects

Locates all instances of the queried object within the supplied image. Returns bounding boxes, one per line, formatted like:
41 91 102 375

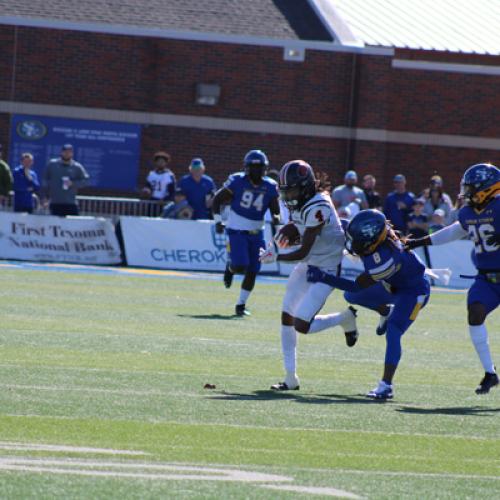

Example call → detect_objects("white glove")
259 243 278 264
425 268 452 286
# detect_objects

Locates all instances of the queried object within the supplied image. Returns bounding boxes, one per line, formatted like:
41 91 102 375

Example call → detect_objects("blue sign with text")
9 115 142 191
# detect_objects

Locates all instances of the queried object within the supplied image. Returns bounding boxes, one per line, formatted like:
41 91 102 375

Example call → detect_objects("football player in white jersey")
259 160 358 390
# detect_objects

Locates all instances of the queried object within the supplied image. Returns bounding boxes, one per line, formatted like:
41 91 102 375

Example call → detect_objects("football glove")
259 244 277 264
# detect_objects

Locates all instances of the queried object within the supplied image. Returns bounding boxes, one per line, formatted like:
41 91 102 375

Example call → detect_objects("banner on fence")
120 217 279 273
0 212 122 264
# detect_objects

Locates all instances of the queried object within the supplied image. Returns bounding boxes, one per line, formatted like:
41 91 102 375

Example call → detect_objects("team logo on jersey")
16 120 48 140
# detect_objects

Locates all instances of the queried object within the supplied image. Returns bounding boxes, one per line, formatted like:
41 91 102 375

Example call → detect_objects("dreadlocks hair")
314 170 332 194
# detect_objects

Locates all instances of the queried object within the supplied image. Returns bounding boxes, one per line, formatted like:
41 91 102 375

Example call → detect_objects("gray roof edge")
0 15 393 56
307 0 362 46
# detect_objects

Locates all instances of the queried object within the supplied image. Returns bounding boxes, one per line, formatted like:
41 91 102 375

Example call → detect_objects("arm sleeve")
71 164 90 189
429 221 468 245
31 172 40 191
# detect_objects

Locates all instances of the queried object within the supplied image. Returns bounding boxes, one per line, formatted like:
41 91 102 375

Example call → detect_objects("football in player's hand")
275 223 301 248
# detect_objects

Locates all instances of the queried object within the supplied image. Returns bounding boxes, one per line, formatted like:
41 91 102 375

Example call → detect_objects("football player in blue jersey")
212 150 280 316
307 209 431 399
407 163 499 394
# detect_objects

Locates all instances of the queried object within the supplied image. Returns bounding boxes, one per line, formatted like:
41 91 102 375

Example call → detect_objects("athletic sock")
237 288 251 306
281 325 297 375
307 311 346 334
469 324 495 373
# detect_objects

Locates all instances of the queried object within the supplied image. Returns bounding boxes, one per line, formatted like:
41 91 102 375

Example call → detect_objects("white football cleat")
367 380 394 400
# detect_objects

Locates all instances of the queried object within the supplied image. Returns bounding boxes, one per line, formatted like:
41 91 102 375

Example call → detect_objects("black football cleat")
235 304 251 317
270 382 300 391
475 371 499 394
223 264 234 289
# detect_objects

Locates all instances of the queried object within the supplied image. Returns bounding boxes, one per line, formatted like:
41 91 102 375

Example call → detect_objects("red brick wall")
0 24 499 198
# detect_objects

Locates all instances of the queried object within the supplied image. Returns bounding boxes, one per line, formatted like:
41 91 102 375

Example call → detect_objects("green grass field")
0 265 499 499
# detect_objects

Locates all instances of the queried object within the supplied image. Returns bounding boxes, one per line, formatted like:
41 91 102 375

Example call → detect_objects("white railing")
0 194 164 221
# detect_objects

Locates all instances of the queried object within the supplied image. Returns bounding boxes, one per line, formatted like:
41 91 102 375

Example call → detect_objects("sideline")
0 260 466 294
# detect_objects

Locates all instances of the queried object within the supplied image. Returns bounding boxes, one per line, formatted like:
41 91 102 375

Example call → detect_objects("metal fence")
0 194 164 221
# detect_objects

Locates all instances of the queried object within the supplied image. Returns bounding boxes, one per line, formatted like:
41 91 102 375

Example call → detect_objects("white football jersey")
147 169 175 200
290 192 344 269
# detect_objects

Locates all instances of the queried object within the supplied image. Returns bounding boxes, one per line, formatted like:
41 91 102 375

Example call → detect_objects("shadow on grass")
177 313 238 320
208 390 381 405
397 405 500 416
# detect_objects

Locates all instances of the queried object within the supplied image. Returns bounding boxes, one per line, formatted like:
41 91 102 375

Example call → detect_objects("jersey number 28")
468 224 496 253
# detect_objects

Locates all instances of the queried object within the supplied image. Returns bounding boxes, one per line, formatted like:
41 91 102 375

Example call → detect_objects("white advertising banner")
427 239 476 289
0 212 121 264
120 217 279 273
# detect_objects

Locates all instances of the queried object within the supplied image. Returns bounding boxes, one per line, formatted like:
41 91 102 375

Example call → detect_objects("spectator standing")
42 144 89 216
142 151 176 203
362 174 383 210
383 174 415 233
422 181 453 224
13 152 40 213
0 144 13 205
332 170 368 214
178 158 216 220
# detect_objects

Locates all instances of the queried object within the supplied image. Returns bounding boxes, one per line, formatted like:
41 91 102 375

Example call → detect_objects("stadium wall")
0 24 498 196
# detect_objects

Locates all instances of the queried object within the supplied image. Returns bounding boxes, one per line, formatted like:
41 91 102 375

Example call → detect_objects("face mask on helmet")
279 185 302 207
345 210 388 256
247 164 266 183
460 163 500 209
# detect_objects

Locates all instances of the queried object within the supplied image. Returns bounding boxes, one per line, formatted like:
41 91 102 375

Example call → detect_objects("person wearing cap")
331 170 368 213
0 144 13 204
177 157 216 219
161 187 194 219
429 208 446 234
407 197 428 238
42 144 90 216
383 174 415 233
12 152 40 213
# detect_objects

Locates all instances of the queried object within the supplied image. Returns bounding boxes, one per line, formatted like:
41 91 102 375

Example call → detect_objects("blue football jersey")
458 195 500 271
224 173 278 230
362 240 427 292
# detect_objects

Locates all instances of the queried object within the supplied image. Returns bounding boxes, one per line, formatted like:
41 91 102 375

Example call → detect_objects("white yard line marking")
0 443 148 456
0 456 363 497
263 484 361 498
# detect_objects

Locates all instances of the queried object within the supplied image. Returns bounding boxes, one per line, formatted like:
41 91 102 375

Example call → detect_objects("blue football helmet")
244 149 269 182
346 209 388 256
460 163 500 209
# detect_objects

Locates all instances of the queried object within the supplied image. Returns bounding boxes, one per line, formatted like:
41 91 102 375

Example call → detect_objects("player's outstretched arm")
405 221 467 249
306 265 376 291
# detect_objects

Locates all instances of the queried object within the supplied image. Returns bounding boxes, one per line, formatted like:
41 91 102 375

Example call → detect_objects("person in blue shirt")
178 158 216 220
407 163 499 394
307 209 431 400
12 152 40 213
212 150 280 316
383 174 415 233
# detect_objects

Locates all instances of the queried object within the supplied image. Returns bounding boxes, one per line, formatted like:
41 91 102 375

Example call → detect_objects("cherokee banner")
0 212 122 264
120 217 279 273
